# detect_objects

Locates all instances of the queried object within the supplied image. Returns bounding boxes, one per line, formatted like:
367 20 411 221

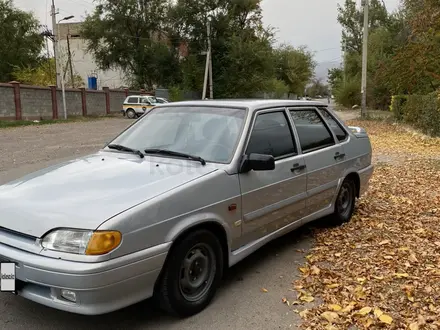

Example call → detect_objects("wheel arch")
345 172 361 198
154 219 231 290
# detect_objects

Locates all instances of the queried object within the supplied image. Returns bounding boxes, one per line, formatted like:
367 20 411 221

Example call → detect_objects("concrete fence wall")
0 82 158 121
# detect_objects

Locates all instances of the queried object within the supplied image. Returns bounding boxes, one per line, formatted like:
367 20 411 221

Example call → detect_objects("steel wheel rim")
337 182 353 218
127 110 135 119
179 243 216 302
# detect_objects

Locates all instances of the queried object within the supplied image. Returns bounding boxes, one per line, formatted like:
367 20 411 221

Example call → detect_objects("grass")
0 114 120 129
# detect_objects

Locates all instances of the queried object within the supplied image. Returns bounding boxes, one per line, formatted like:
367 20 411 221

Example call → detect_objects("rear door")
238 108 307 245
288 107 344 217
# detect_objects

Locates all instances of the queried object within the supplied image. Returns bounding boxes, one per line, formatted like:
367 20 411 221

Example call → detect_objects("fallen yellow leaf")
394 273 409 278
379 313 393 324
321 311 339 323
357 307 372 316
261 288 268 293
310 265 320 275
300 295 314 303
326 283 340 289
374 307 383 318
328 304 342 312
299 309 309 318
409 322 419 330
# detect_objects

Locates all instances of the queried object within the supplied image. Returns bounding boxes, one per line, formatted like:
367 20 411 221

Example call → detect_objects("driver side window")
246 111 297 159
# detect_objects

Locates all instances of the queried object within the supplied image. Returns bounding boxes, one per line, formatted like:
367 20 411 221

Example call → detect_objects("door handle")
334 152 346 160
291 163 306 172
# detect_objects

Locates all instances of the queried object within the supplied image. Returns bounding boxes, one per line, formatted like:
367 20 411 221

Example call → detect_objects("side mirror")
240 153 275 173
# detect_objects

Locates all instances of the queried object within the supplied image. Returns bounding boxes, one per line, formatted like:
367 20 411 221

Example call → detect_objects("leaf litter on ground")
289 120 440 329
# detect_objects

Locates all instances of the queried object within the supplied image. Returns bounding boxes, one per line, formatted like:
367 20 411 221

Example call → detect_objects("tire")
155 229 223 317
330 177 356 226
126 108 136 119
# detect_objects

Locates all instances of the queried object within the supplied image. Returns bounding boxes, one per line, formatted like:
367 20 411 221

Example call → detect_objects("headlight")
41 229 122 255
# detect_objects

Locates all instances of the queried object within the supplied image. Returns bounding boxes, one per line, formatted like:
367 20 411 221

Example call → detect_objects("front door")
289 107 343 216
238 109 307 246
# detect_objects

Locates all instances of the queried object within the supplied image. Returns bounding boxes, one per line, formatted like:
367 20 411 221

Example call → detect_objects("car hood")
0 152 218 238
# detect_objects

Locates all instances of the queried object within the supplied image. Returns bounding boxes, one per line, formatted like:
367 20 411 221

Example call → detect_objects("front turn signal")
85 231 122 255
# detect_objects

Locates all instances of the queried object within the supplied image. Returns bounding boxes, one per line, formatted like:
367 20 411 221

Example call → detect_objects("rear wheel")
155 229 223 317
330 177 356 225
126 108 136 119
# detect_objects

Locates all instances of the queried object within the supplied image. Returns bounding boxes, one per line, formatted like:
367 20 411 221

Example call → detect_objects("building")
56 22 188 90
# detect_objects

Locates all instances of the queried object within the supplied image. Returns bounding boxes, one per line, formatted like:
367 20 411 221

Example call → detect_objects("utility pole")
67 27 75 88
207 18 213 99
51 0 59 88
360 0 369 118
342 41 347 87
202 19 212 100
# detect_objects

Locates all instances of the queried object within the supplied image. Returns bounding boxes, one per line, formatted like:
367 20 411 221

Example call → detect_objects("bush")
389 95 408 121
333 78 361 108
168 86 185 102
264 78 289 99
396 92 440 136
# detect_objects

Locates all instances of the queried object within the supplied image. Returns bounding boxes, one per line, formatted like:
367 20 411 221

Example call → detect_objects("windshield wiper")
144 148 206 165
107 144 144 158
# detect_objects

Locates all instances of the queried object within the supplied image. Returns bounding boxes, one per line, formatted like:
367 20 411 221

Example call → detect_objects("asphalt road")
0 109 356 329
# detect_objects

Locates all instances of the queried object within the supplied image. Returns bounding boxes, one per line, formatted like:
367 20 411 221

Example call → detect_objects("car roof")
159 99 328 111
126 95 154 98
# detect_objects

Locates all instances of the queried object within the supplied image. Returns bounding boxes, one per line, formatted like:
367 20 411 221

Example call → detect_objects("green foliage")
333 77 361 108
81 0 182 90
337 0 389 54
0 0 44 82
389 95 408 120
12 58 84 88
328 67 343 92
399 93 440 136
81 0 315 99
266 78 289 98
306 78 330 98
168 86 185 102
273 44 316 96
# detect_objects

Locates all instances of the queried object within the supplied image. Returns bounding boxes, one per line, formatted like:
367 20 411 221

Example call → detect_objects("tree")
306 78 330 98
387 0 440 94
81 0 182 90
273 44 316 97
0 0 44 82
337 0 389 54
169 0 281 97
12 58 84 88
328 67 343 91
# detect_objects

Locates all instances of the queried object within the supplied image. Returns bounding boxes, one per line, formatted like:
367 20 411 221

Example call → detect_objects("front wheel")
126 108 136 119
330 177 356 225
155 229 223 317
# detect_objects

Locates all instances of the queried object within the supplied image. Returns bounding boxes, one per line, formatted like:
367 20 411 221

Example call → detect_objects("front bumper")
0 242 170 315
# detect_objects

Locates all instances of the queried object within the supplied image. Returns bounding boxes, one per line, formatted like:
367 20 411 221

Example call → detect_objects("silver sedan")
0 100 373 317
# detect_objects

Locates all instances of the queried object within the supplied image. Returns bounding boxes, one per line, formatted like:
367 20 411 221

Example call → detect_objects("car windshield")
108 106 247 163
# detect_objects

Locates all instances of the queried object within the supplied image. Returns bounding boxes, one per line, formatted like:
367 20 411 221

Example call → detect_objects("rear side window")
127 97 138 103
246 111 297 158
289 109 335 153
318 107 348 141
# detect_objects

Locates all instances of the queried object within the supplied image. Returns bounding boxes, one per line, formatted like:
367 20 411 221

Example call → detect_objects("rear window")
126 97 138 104
317 107 348 142
289 109 335 153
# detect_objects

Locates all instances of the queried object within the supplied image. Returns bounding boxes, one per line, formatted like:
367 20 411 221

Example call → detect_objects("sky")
13 0 399 65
